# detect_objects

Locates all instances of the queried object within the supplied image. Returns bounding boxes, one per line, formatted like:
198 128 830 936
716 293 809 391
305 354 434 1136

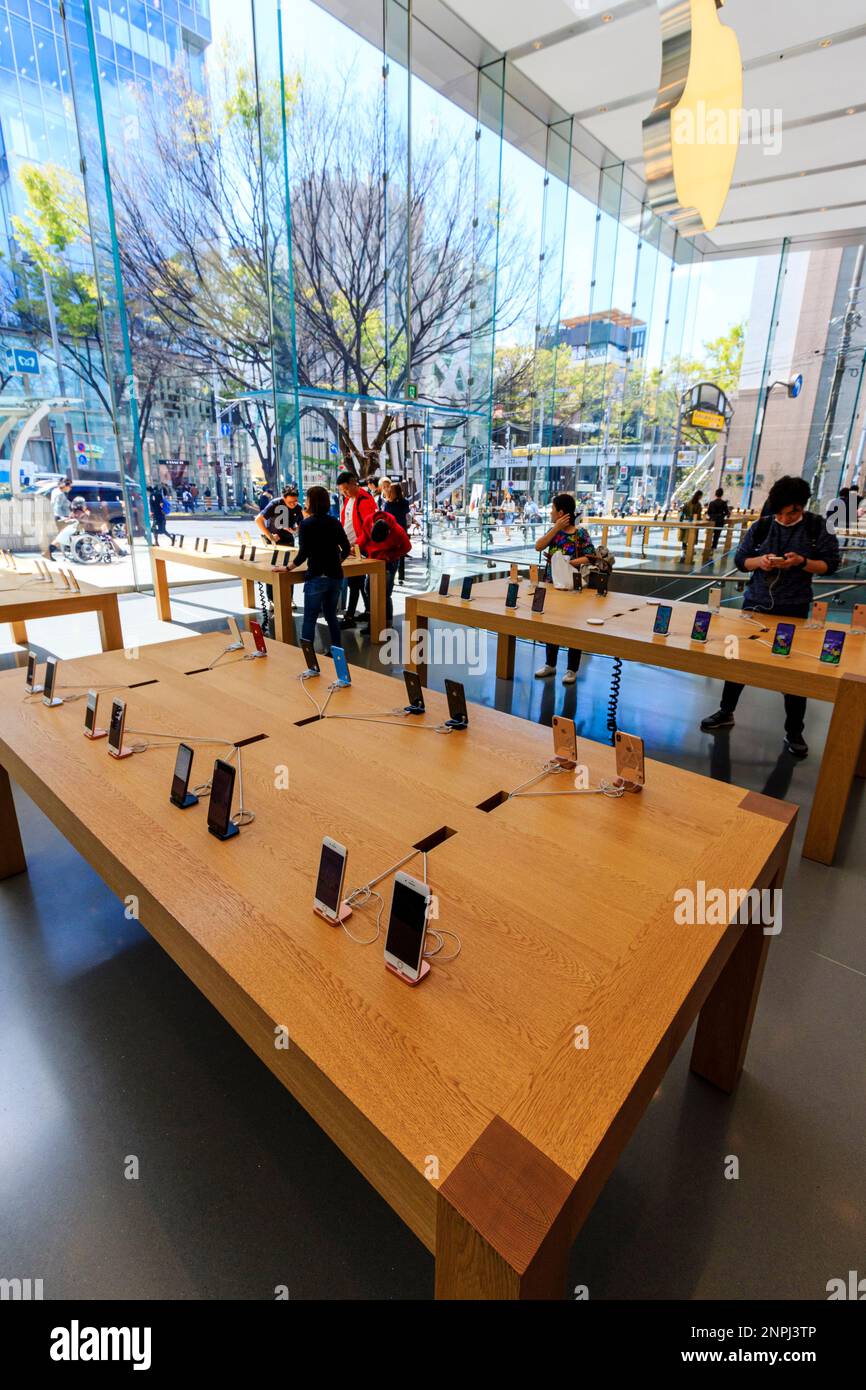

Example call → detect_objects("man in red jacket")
337 468 378 628
360 512 411 630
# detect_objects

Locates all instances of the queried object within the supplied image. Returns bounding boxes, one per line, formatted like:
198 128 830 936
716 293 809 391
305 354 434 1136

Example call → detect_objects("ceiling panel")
719 0 865 62
721 168 866 223
729 114 866 185
709 204 866 249
441 1 636 54
514 8 661 115
741 37 866 123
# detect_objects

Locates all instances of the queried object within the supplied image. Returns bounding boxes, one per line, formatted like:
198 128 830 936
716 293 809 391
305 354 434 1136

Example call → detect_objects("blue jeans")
302 575 342 649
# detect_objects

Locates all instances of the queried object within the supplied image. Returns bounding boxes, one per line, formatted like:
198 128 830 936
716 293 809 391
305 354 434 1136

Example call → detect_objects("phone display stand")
806 618 826 630
614 777 643 794
444 717 468 731
852 623 866 636
209 819 240 840
404 703 426 715
84 726 107 740
43 695 64 709
27 683 44 695
109 745 135 760
386 959 431 987
314 902 353 925
244 649 267 660
229 747 255 827
172 791 199 809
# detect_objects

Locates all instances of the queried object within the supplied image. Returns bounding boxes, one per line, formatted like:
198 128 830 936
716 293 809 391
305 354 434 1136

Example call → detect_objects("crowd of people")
252 470 415 648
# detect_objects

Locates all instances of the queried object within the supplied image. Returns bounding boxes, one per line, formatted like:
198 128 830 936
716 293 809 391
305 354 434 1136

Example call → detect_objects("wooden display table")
585 513 757 563
0 632 795 1298
0 568 124 651
405 579 866 866
149 544 388 645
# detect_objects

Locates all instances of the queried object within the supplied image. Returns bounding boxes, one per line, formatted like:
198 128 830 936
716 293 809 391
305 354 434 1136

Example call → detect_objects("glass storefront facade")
1 0 865 584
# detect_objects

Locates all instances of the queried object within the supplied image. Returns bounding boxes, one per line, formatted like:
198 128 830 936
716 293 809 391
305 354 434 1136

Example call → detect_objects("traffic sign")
4 346 40 375
687 408 727 432
406 383 418 401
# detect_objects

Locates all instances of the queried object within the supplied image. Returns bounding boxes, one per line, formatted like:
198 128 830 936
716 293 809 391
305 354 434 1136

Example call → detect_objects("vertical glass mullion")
383 0 411 401
742 240 790 508
254 0 302 489
529 117 572 506
580 164 624 502
60 0 149 588
466 57 504 551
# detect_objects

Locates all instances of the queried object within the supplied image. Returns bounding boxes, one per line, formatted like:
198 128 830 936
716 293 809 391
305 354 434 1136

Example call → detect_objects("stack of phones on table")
615 730 645 792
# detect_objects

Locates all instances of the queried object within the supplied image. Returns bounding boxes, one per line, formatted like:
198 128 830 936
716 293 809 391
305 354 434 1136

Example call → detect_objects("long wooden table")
149 544 387 644
0 568 124 651
405 579 866 867
586 513 757 564
0 631 795 1298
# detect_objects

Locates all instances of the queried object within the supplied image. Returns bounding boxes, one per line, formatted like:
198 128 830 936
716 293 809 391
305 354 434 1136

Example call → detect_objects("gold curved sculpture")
642 0 743 235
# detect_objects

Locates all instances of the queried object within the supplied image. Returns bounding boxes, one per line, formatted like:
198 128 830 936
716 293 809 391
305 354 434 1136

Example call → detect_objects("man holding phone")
700 476 840 756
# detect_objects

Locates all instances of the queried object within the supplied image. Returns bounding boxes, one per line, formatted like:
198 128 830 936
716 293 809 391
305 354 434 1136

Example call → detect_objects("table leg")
96 594 124 652
404 600 428 687
690 909 774 1095
625 526 633 553
272 573 298 645
802 674 866 864
241 578 256 610
857 720 866 780
150 551 171 622
683 527 697 567
435 1117 572 1300
496 632 516 681
368 564 387 643
0 765 26 879
10 620 27 645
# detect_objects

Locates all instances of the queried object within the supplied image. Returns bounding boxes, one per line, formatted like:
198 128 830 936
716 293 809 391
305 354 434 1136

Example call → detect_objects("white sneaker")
562 669 577 685
534 664 556 679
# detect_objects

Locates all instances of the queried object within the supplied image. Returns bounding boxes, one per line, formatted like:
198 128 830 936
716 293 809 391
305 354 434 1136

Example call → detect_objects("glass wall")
2 0 863 582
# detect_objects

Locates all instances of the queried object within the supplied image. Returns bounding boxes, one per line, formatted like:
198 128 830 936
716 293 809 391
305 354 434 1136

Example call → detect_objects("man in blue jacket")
700 475 840 757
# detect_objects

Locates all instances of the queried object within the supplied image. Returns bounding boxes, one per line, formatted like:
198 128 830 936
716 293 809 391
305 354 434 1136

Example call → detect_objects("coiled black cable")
257 581 270 635
607 656 623 745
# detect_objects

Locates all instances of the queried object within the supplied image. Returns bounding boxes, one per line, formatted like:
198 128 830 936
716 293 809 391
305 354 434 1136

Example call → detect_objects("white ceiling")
443 0 866 253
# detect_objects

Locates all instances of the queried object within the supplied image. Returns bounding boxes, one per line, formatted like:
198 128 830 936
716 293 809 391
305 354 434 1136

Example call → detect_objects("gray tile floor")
1 592 863 1300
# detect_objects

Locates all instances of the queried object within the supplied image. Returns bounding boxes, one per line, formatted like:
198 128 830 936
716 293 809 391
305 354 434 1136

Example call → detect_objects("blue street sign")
220 422 232 436
329 443 338 457
4 346 40 374
789 374 803 399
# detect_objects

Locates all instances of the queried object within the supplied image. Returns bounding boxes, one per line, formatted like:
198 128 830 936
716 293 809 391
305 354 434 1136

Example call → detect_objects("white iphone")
226 616 244 650
384 872 431 982
313 837 348 922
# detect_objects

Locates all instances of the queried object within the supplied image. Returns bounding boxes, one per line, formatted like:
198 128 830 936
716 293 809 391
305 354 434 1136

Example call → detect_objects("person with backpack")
360 511 411 629
700 475 840 757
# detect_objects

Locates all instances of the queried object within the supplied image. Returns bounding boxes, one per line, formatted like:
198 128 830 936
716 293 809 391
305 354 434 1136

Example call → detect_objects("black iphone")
531 584 547 614
170 743 196 808
460 576 474 601
404 669 425 713
444 678 468 729
505 581 519 608
207 758 237 839
438 573 451 596
300 638 320 675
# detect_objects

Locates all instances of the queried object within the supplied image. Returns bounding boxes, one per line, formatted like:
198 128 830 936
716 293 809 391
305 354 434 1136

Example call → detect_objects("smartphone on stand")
690 611 712 643
300 639 320 675
808 600 828 630
249 620 267 656
531 585 547 614
444 678 468 729
313 837 349 923
42 657 62 707
83 689 106 739
615 731 645 790
331 646 351 687
460 576 474 602
25 652 42 694
819 630 846 666
851 603 866 635
107 698 132 759
505 581 519 609
207 758 238 839
653 605 672 636
438 573 451 596
384 872 432 984
771 622 795 657
552 715 577 769
170 743 198 808
403 670 425 713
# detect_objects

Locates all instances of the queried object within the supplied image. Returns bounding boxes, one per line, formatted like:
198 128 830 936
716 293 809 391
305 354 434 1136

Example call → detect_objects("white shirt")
343 497 357 544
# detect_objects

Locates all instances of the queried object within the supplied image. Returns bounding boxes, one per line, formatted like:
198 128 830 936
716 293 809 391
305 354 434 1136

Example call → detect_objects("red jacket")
362 510 411 563
339 487 377 553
